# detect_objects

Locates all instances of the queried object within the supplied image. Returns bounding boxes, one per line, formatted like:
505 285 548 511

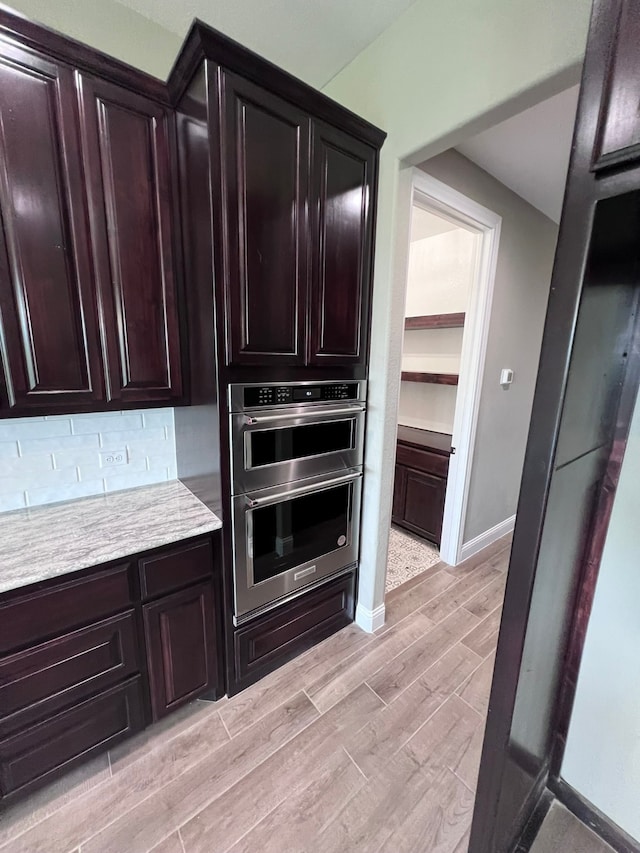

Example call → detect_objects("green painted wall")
3 0 182 78
321 0 593 619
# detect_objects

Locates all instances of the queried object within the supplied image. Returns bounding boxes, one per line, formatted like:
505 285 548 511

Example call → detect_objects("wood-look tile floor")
0 535 511 853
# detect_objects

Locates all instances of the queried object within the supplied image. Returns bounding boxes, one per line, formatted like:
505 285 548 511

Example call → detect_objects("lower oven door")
232 468 362 620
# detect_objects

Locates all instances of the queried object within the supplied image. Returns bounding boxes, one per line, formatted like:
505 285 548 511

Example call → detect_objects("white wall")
0 409 177 512
420 151 558 542
399 225 475 434
405 228 476 317
562 394 640 843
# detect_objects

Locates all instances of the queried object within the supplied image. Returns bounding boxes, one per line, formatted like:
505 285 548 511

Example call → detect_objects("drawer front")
139 538 214 601
0 611 139 738
234 571 355 689
0 677 144 800
0 564 133 655
396 443 449 478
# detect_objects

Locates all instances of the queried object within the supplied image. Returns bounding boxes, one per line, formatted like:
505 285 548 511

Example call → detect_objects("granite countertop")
0 480 222 595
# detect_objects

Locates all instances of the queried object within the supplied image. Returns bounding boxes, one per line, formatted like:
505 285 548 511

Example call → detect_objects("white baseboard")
460 514 516 562
355 601 386 633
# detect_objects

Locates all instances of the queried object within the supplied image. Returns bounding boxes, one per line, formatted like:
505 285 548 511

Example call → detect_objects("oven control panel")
242 382 360 409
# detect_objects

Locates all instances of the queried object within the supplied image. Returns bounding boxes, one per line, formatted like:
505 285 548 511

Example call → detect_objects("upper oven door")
230 404 365 493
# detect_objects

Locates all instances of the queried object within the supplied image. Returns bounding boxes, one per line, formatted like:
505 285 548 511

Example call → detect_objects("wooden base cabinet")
392 429 452 547
144 583 219 721
0 533 222 802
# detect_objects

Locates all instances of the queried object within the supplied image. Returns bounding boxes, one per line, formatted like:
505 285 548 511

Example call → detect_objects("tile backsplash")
0 409 177 513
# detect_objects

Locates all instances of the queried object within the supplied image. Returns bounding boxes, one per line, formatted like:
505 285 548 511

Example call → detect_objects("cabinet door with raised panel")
77 75 183 404
0 43 104 414
221 72 310 366
143 583 218 721
309 123 376 367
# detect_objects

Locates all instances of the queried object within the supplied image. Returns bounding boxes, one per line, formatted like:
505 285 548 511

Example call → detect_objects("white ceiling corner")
456 86 581 223
113 0 416 87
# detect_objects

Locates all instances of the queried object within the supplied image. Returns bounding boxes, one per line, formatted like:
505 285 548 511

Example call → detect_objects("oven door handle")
244 470 362 508
244 405 364 425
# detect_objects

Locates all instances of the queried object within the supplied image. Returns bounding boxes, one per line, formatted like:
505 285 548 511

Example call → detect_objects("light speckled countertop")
0 480 222 594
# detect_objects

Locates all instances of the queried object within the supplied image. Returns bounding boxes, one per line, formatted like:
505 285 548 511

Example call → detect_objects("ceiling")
113 0 416 87
456 86 581 223
410 206 458 242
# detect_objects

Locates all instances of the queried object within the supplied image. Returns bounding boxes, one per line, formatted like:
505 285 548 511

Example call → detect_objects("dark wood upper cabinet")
309 123 376 367
221 71 310 367
592 0 640 172
0 43 104 412
77 74 183 403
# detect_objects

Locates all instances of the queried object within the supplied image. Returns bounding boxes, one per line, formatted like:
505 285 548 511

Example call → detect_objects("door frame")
407 168 502 565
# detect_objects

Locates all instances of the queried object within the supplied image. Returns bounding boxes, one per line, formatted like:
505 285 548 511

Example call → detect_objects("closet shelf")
404 312 466 330
401 371 459 386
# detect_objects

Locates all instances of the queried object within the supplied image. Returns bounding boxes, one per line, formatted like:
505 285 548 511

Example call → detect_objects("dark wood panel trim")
513 788 554 853
550 297 640 777
552 777 640 853
167 20 386 148
0 8 167 103
404 312 466 330
400 371 459 386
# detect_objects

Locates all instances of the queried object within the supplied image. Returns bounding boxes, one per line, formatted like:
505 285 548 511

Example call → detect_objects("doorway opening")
386 171 501 593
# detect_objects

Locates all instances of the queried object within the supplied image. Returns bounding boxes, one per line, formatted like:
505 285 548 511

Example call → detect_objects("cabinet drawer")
0 611 139 738
234 571 355 689
0 677 144 801
396 443 449 478
139 538 214 601
0 564 133 655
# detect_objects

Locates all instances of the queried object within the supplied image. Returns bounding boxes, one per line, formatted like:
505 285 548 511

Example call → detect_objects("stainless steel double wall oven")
229 381 366 622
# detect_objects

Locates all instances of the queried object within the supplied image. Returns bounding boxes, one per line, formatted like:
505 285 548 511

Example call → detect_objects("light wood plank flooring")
0 535 511 853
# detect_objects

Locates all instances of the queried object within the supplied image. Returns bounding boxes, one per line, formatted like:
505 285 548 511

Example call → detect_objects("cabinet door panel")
143 583 218 720
403 468 446 545
0 44 104 412
78 75 182 403
310 123 376 366
222 72 309 365
593 1 640 171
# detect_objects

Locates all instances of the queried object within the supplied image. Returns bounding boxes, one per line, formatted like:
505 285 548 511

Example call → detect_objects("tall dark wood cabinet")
469 2 640 852
77 75 183 404
0 14 184 416
221 73 310 367
0 42 105 412
309 123 376 367
170 23 385 697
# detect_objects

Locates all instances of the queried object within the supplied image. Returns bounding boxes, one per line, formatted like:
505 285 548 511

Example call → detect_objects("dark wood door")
143 582 218 721
309 122 376 367
221 71 310 366
0 43 105 413
77 74 183 404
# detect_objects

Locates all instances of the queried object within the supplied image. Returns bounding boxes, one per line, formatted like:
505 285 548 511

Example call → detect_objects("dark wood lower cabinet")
392 429 451 546
232 570 356 694
144 582 219 721
0 533 222 802
0 678 145 801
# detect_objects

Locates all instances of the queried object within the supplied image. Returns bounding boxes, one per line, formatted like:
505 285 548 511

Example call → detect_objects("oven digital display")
293 386 321 402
